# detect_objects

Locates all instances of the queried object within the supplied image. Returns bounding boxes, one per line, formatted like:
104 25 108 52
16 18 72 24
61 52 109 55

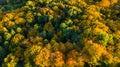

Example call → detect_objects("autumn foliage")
0 0 120 67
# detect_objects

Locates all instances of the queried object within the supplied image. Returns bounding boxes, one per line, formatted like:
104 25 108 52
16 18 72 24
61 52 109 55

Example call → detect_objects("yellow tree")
81 40 107 66
24 45 42 66
12 33 24 45
50 51 65 66
2 53 19 67
97 0 111 7
34 47 51 66
110 0 118 5
66 50 78 67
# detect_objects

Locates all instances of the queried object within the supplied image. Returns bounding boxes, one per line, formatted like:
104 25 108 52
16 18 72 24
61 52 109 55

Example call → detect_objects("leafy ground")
0 0 120 67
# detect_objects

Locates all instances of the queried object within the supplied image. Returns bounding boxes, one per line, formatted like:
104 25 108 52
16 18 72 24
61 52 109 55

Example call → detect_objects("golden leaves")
2 16 10 22
51 51 65 66
66 50 78 67
97 0 111 7
2 54 19 67
4 32 12 40
0 26 8 33
5 13 15 20
44 22 54 31
12 34 24 45
66 58 76 67
26 1 36 7
15 17 26 24
85 5 102 20
82 40 107 65
7 21 15 28
72 25 79 31
115 30 120 35
34 47 51 66
110 0 118 5
93 20 109 33
52 6 59 11
68 0 77 5
26 11 34 23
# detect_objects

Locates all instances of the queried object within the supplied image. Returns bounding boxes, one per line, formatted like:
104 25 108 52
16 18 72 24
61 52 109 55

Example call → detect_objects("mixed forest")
0 0 120 67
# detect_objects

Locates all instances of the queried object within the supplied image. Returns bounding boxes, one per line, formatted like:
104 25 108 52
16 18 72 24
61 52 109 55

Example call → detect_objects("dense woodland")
0 0 120 67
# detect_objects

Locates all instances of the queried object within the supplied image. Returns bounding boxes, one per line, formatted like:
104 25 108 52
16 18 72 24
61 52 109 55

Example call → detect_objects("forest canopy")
0 0 120 67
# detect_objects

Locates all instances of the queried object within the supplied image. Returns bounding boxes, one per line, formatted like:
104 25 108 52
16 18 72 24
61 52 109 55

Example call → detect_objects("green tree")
0 46 6 62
